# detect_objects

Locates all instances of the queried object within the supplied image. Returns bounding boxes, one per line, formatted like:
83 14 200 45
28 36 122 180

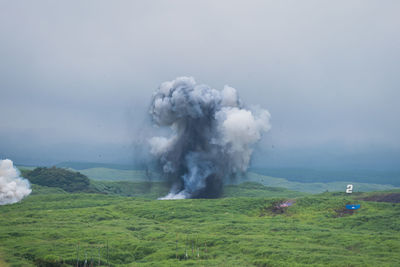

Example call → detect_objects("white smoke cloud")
0 159 32 205
149 77 271 199
148 136 175 156
215 107 271 172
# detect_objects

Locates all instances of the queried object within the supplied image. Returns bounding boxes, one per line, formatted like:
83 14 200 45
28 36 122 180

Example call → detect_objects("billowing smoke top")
149 77 271 199
0 159 32 205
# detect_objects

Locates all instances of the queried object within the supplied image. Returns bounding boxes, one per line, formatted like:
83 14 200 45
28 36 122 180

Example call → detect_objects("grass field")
0 185 399 266
8 165 399 266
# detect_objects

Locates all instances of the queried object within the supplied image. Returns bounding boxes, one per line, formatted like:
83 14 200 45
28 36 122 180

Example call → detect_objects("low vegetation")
222 182 306 198
90 181 169 199
6 165 398 266
0 186 399 266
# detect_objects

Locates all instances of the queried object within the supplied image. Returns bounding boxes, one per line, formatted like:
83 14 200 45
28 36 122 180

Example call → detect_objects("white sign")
346 184 353 194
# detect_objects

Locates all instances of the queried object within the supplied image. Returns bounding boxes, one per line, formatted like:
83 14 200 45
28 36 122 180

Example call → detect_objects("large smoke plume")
0 159 32 205
149 77 271 199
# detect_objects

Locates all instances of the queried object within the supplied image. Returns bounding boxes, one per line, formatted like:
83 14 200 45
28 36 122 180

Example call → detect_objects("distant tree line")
24 167 92 192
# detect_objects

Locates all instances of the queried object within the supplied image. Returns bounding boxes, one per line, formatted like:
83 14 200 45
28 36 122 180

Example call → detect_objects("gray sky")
1 1 399 169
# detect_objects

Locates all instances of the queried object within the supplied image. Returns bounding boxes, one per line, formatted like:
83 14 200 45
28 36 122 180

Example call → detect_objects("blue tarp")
346 204 361 210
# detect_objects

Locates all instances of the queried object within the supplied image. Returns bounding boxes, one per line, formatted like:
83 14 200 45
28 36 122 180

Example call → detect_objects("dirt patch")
260 200 296 216
361 193 400 203
0 253 9 267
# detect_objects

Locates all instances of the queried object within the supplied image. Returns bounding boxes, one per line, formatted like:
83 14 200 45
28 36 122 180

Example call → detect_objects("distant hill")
245 172 398 193
18 162 400 194
250 167 400 187
55 161 143 170
55 162 400 186
75 167 399 194
78 168 160 182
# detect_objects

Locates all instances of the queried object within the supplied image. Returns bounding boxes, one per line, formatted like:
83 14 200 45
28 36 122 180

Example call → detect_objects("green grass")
30 184 67 195
90 181 169 199
222 182 307 198
0 187 399 266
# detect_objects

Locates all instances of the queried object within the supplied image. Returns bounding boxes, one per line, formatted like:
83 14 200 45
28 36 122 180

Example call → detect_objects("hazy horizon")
1 1 400 171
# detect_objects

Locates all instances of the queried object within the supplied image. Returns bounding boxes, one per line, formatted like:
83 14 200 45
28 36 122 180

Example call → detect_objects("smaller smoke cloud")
0 159 32 205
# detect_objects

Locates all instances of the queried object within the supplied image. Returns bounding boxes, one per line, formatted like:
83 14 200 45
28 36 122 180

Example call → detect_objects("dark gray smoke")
149 77 271 199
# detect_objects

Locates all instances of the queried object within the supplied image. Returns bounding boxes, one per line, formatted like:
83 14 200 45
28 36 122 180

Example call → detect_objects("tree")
25 167 91 192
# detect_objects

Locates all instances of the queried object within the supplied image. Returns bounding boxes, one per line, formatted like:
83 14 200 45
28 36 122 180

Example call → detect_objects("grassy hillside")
0 189 399 266
222 182 307 198
91 181 168 199
89 181 307 199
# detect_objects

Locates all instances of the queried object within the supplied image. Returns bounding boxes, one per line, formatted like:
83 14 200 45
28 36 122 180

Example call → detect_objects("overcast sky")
0 1 399 169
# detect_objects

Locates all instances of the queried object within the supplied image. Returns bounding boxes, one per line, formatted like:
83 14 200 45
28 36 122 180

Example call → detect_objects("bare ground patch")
361 193 400 203
0 253 9 267
260 200 296 216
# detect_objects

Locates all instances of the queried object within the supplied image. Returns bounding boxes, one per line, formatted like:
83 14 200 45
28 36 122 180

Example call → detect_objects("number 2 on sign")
346 184 353 194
